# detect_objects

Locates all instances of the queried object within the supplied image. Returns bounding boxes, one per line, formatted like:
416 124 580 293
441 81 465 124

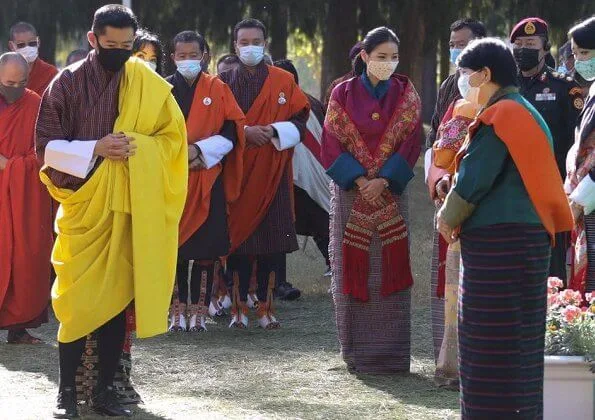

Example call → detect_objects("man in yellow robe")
35 5 187 418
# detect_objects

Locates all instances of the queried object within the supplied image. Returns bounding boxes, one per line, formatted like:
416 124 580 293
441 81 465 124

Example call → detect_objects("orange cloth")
227 66 310 252
457 99 573 241
27 59 58 97
179 74 246 245
0 90 53 327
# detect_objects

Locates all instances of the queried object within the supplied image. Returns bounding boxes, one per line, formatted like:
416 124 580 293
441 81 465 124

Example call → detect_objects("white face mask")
457 71 482 104
146 61 157 72
238 45 265 67
176 59 201 80
367 60 398 81
17 46 38 63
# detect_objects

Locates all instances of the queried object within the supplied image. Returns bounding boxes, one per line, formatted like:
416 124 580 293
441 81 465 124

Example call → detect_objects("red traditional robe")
0 90 53 328
27 58 59 97
226 66 310 252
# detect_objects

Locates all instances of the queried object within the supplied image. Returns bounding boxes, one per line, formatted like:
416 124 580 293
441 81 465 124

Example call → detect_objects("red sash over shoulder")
27 58 58 96
0 90 53 327
325 76 421 301
227 66 310 252
179 73 246 245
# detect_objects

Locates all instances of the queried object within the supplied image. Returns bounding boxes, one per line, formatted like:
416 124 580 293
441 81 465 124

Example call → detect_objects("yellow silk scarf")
40 57 188 343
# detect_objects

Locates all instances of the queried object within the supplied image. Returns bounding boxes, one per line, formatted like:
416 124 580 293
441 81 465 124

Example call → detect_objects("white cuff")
44 140 98 179
570 175 595 215
195 135 233 169
271 121 300 151
424 148 433 184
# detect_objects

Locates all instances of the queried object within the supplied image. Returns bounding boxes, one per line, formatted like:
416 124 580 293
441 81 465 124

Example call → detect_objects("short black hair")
66 49 88 66
234 18 267 41
172 30 206 53
569 17 595 50
133 29 165 75
9 22 37 40
217 53 240 66
457 37 518 87
450 18 487 38
354 26 399 75
92 4 138 35
274 59 299 85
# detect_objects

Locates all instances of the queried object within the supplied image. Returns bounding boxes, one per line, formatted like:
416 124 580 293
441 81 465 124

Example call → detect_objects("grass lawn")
0 162 460 419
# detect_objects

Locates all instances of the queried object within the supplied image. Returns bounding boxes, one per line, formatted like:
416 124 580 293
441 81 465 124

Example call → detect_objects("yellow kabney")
40 58 188 343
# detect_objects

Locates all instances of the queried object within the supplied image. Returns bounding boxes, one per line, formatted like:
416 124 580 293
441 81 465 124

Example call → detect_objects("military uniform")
519 67 584 176
512 17 584 281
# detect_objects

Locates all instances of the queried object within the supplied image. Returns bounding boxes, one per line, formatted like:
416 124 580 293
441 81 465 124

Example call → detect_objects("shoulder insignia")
540 72 547 82
569 87 582 96
574 97 584 110
566 76 574 82
552 71 559 78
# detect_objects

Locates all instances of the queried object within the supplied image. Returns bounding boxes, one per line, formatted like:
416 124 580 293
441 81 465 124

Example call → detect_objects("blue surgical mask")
575 57 595 82
239 45 265 67
450 48 463 65
176 59 201 80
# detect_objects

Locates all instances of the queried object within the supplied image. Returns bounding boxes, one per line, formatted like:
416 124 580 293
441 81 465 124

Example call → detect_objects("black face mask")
0 84 25 104
513 48 541 72
95 40 132 72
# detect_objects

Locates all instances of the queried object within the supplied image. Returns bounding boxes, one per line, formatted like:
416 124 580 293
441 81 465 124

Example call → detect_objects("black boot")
91 385 132 417
53 387 79 419
275 282 301 301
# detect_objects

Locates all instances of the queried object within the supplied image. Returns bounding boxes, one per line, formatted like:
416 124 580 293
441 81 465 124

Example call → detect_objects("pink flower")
548 293 560 308
548 278 564 289
559 289 583 306
562 305 583 323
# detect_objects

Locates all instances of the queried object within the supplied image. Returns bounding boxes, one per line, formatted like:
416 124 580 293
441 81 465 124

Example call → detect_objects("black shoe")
53 387 79 419
275 282 301 301
91 385 132 417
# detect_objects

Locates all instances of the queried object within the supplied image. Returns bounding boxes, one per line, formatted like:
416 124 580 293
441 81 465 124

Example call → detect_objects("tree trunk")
357 0 383 36
38 20 57 65
394 1 425 93
422 42 437 124
439 32 450 83
320 0 358 95
268 0 288 60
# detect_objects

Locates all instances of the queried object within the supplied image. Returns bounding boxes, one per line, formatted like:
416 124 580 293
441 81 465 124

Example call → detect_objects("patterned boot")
257 272 281 330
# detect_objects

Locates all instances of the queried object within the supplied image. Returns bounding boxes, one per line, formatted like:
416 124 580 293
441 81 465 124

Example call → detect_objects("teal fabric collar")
361 71 390 100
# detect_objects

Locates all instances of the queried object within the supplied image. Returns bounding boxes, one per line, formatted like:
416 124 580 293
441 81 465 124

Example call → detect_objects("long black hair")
353 26 400 75
133 29 165 75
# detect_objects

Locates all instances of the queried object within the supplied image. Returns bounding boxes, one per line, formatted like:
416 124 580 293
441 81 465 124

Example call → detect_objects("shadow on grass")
0 340 59 384
354 371 459 411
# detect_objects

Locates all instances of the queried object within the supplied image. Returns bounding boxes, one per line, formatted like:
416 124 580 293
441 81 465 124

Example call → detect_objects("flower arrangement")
545 278 595 371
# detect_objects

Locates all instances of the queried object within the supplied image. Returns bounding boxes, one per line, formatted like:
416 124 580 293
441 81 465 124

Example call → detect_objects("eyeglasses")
14 40 38 49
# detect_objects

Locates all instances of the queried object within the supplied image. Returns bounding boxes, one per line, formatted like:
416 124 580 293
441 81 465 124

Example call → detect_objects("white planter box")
544 355 595 420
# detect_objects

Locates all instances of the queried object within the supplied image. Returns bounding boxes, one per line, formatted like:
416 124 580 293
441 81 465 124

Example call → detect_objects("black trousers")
549 231 569 282
294 186 330 266
226 253 286 301
176 260 214 306
58 310 126 392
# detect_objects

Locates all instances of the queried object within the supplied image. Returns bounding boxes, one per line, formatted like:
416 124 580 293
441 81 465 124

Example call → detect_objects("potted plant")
543 278 595 420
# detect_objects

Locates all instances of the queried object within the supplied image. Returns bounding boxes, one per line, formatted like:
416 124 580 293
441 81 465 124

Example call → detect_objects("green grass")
0 162 460 419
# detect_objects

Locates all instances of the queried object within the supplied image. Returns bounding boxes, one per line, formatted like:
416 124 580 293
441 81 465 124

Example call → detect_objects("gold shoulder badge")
570 87 582 96
574 97 584 110
525 21 536 35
